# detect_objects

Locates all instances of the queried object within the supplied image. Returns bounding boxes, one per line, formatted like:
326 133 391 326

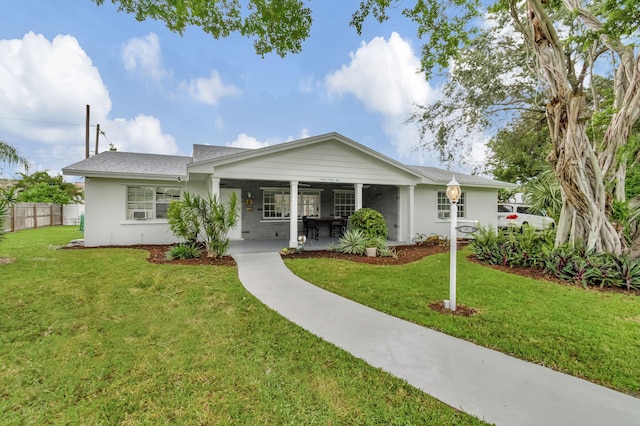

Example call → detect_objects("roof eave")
62 169 187 182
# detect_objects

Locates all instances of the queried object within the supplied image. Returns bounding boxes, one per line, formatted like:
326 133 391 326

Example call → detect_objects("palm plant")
0 141 29 171
167 191 239 258
523 168 562 222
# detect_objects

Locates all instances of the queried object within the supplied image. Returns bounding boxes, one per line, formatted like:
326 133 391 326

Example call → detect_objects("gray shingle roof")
410 166 516 188
63 151 192 178
192 144 249 163
63 141 516 189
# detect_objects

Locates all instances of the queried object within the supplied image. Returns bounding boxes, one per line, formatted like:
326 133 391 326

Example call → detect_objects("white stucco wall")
409 185 498 240
83 177 192 247
83 177 500 246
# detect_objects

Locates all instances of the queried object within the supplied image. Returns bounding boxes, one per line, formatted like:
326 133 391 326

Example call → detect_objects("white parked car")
498 204 555 231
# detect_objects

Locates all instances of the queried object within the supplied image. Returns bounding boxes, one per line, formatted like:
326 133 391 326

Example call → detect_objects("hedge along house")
63 132 515 248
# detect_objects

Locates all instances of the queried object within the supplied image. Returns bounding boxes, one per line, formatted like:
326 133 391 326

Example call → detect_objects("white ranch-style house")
63 132 515 248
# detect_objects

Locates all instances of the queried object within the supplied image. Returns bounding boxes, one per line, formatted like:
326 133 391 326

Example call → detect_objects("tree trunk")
526 0 624 254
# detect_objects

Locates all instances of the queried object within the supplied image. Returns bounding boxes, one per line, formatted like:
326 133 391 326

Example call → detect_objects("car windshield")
498 205 513 213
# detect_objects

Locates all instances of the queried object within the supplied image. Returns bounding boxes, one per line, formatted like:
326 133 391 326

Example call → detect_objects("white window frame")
127 186 181 220
437 191 466 219
299 190 321 217
262 188 322 219
333 190 355 217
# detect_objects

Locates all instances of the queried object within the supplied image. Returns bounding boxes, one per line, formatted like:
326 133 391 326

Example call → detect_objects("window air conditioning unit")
133 211 147 220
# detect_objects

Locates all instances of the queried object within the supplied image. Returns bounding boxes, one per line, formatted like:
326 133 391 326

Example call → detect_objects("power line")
0 115 99 127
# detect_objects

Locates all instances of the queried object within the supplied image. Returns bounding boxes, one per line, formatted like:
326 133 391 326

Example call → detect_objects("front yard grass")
285 250 640 397
0 227 483 425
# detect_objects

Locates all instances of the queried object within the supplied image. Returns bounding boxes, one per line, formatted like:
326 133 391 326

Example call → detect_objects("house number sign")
455 225 478 234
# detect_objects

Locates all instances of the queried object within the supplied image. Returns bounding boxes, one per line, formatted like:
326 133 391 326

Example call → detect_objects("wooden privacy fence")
3 203 63 232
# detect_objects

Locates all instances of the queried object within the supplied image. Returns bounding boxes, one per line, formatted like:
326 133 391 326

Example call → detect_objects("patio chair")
303 216 319 240
331 217 347 238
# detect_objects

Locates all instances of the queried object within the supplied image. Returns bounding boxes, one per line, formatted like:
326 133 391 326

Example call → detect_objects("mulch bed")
69 242 459 268
280 243 453 265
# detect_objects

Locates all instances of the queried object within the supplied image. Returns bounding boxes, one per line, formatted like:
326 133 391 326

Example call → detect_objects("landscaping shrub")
339 208 397 257
167 191 239 258
472 226 640 291
167 193 201 245
333 229 397 257
165 243 201 260
472 225 554 268
335 229 368 255
349 208 388 240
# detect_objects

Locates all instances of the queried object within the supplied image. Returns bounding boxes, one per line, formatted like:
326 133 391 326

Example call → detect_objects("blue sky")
1 1 488 180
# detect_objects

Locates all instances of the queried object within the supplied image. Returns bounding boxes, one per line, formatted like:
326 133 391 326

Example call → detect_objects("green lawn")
0 227 483 425
285 249 640 397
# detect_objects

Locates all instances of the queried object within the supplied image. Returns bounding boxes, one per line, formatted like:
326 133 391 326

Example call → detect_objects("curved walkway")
233 252 640 426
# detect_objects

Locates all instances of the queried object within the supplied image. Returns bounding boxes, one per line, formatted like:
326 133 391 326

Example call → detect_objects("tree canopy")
12 171 84 205
92 0 313 57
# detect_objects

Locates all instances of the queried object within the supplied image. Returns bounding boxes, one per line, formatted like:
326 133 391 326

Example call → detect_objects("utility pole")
85 104 90 158
95 123 100 155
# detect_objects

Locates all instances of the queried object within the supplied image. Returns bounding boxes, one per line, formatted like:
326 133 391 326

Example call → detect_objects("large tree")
387 0 640 257
507 0 640 256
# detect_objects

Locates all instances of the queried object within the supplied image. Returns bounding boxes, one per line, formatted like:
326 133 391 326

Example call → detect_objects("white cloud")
180 71 241 105
325 32 440 162
121 33 169 84
122 33 240 105
226 133 270 149
325 32 437 117
0 32 111 143
0 32 179 178
285 129 311 142
297 74 315 94
103 115 178 155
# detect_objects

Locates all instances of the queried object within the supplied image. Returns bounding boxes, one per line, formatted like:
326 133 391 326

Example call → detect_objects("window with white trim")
127 186 181 220
333 190 355 217
437 191 466 219
263 189 290 219
262 189 321 219
299 191 321 217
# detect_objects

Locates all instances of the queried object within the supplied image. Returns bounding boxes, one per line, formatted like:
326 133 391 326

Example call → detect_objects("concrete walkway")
232 252 640 426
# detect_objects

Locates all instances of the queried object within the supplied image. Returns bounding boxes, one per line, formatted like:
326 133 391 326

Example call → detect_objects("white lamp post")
446 175 461 312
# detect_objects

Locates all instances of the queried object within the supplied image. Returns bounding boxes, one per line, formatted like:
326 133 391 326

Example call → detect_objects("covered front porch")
206 178 415 248
186 133 425 248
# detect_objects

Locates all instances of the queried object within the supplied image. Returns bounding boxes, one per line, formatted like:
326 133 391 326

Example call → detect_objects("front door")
221 188 242 240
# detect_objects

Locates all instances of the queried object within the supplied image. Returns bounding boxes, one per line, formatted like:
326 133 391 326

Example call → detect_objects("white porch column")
408 185 415 243
355 183 363 211
289 180 299 248
209 177 220 199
